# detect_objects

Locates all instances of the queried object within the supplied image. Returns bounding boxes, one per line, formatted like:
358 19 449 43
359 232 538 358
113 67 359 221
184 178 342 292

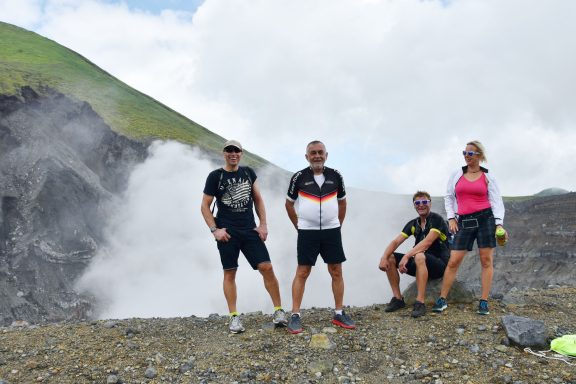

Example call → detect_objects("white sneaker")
229 315 245 333
272 309 288 326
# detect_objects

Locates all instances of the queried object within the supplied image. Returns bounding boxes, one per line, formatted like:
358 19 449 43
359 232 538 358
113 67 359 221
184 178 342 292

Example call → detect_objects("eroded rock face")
456 193 576 295
0 87 147 325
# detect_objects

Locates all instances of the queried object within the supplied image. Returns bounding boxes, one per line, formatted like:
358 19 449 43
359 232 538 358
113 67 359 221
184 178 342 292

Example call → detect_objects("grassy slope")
0 22 268 167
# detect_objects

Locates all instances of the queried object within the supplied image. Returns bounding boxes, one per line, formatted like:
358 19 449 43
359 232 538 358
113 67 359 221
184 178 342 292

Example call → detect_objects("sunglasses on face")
413 199 431 206
462 150 480 156
224 147 242 153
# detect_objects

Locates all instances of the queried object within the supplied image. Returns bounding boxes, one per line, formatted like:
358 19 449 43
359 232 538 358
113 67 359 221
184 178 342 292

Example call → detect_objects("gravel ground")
1 286 575 384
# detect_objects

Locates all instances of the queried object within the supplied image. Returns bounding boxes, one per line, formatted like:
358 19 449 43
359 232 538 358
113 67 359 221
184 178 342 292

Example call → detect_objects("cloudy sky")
1 0 575 195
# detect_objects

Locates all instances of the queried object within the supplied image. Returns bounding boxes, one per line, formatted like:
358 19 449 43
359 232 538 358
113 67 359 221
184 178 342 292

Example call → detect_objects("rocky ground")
1 286 575 384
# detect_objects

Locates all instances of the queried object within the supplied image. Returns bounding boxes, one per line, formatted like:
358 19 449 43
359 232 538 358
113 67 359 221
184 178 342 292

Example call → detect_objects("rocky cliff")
0 87 147 325
457 193 576 295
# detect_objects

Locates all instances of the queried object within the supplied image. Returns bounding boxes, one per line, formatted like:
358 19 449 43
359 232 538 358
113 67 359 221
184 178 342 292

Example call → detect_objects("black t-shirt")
203 167 257 229
401 212 450 261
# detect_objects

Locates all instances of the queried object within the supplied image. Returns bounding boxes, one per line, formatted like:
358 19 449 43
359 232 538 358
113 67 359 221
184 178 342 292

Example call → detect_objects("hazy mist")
77 141 427 319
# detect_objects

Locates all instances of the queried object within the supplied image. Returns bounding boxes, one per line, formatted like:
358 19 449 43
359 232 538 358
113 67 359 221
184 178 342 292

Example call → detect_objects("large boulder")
402 279 475 305
501 315 548 349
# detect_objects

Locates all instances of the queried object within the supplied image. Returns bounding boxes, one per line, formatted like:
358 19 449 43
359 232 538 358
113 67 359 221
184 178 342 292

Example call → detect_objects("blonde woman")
432 140 507 315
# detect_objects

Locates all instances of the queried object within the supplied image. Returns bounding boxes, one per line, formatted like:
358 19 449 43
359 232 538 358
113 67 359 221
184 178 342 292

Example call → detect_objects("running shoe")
332 310 356 329
272 308 288 326
228 315 245 334
287 313 303 334
477 300 490 315
432 297 448 313
411 301 426 318
384 297 406 312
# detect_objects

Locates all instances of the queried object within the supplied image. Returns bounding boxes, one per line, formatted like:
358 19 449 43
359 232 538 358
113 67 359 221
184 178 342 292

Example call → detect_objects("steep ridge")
0 87 147 325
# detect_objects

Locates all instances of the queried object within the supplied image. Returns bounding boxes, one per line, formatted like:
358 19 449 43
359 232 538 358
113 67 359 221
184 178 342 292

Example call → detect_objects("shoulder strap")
211 168 224 214
240 166 253 186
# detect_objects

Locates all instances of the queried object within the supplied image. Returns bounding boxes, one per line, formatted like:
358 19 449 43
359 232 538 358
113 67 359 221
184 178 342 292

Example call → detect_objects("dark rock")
501 315 548 348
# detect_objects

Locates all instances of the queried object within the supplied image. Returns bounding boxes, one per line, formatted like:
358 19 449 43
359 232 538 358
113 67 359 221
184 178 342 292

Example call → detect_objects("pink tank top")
455 172 491 215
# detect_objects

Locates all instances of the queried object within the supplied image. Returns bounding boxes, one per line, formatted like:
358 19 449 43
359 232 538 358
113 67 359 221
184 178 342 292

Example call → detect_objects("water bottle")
496 227 507 246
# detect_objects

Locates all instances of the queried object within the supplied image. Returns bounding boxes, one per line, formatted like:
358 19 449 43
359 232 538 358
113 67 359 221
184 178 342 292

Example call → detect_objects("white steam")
77 141 419 319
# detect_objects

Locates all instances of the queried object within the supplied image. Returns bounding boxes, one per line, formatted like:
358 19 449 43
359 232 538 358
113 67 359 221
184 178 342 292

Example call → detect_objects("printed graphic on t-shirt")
220 178 251 212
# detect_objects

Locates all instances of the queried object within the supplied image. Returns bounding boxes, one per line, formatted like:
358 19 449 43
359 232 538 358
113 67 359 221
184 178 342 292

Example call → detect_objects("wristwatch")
209 226 217 233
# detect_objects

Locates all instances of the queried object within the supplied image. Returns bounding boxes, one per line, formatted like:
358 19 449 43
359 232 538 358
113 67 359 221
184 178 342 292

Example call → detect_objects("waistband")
458 207 493 220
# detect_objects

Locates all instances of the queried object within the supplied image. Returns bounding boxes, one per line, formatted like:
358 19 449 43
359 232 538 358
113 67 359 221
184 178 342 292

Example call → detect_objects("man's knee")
413 252 426 265
295 265 312 279
223 269 237 281
257 262 273 274
327 264 343 279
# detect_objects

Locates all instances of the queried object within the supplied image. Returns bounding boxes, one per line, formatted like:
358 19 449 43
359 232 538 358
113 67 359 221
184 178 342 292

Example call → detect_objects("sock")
229 311 239 317
292 312 301 317
274 306 283 312
335 309 343 315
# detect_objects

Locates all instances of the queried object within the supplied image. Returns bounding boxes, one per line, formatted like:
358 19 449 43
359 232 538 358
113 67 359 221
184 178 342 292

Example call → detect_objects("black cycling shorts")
216 228 271 270
451 208 497 251
297 227 346 266
393 252 447 280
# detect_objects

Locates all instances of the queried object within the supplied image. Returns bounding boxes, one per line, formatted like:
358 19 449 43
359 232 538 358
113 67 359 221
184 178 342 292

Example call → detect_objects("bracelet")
209 226 217 233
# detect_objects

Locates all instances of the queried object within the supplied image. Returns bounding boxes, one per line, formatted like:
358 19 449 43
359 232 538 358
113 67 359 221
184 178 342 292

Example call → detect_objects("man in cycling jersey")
378 191 450 318
201 140 287 333
285 140 355 333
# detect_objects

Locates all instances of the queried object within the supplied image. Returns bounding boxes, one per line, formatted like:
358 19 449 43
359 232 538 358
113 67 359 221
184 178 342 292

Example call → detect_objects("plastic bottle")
496 227 507 246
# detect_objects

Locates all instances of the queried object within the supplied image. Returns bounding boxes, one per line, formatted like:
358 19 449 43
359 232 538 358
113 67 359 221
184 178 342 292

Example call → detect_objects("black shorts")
297 227 346 266
451 208 497 251
393 252 448 280
216 228 271 270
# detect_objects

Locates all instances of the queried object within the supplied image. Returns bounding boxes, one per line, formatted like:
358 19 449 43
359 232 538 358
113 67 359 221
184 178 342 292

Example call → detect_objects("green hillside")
0 22 268 167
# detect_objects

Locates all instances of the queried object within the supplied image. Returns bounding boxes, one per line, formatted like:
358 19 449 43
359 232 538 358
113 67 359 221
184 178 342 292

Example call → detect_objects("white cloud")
0 0 42 26
1 0 575 195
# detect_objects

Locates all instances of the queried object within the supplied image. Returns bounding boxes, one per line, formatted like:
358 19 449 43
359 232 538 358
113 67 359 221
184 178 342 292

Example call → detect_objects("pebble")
144 366 157 378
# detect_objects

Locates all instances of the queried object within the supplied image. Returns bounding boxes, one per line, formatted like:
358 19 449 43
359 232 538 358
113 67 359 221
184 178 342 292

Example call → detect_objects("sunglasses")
224 146 242 153
413 199 431 206
462 150 480 156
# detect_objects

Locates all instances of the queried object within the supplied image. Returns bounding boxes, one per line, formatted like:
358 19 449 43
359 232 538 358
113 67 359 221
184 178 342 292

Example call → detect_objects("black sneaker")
287 314 303 334
384 297 406 312
332 310 356 329
411 301 426 318
477 300 490 315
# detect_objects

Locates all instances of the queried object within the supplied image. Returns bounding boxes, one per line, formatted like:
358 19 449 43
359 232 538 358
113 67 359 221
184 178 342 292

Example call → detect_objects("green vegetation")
0 22 268 167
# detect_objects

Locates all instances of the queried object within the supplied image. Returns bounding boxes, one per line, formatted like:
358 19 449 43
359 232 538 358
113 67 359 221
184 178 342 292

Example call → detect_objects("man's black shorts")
297 227 346 266
216 228 270 270
451 208 496 251
393 252 447 280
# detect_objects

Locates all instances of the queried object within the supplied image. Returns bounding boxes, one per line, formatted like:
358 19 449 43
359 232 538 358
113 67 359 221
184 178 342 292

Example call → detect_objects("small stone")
144 367 157 379
495 345 508 353
103 321 117 329
322 327 337 334
106 375 119 384
309 333 335 350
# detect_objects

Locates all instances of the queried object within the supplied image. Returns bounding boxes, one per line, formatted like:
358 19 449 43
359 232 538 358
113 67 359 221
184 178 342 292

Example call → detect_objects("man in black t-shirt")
201 140 287 333
378 191 450 318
